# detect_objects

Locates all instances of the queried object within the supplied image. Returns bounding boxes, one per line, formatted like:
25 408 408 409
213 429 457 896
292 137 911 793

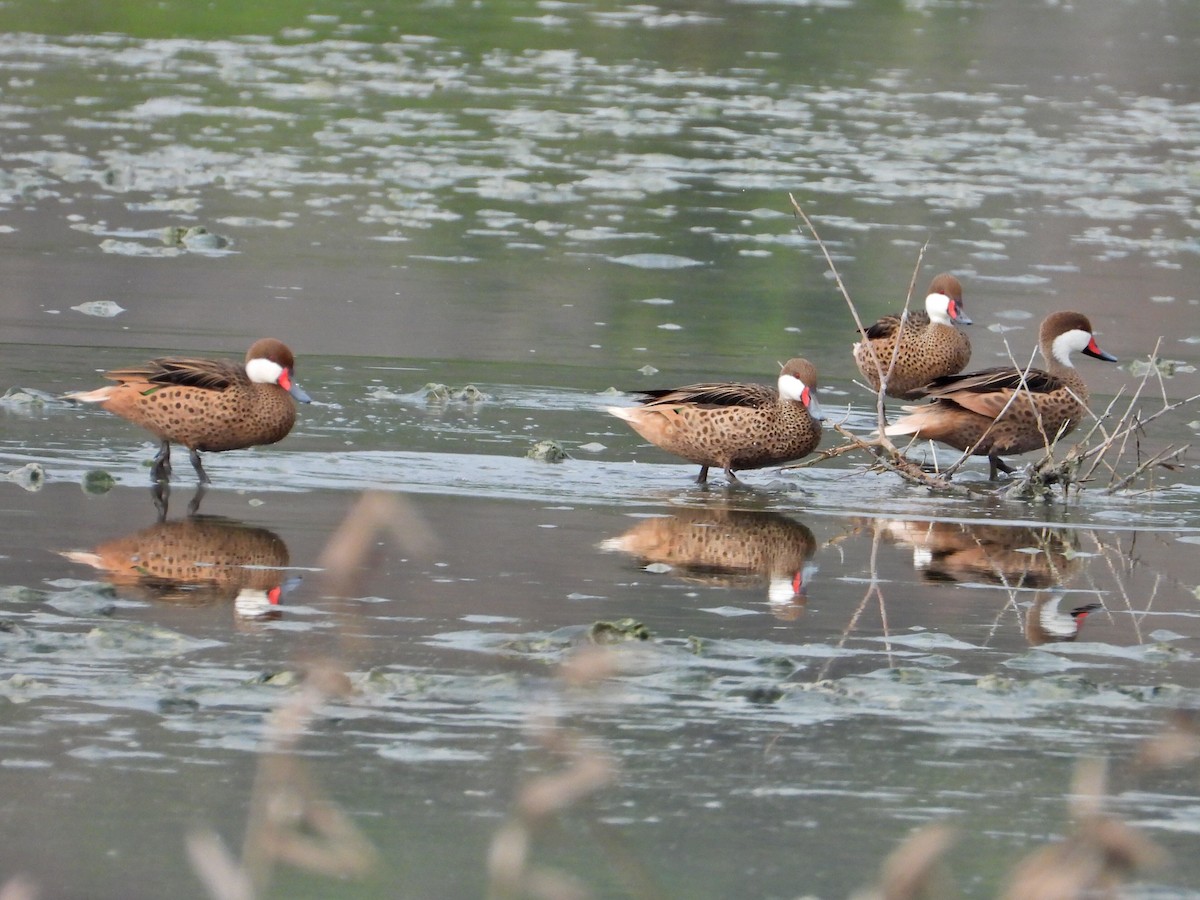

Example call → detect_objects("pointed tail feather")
882 408 932 438
63 386 115 404
58 550 104 568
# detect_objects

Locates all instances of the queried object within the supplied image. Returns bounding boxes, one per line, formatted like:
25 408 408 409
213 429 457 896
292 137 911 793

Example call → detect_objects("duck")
883 311 1116 479
600 506 818 605
60 515 291 610
875 519 1081 589
853 272 972 400
607 358 824 484
66 338 311 484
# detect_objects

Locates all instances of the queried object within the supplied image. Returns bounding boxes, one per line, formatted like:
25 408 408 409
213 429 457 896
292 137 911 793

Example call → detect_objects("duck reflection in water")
876 519 1082 589
61 502 294 621
874 519 1102 643
1025 594 1102 645
601 505 817 615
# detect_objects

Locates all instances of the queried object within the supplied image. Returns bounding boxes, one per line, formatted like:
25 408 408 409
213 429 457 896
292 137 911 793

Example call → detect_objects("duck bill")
1083 338 1117 362
806 395 826 422
954 310 973 326
277 369 313 403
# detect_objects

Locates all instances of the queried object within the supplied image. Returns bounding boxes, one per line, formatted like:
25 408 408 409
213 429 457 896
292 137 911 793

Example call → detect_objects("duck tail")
62 386 115 404
882 406 932 438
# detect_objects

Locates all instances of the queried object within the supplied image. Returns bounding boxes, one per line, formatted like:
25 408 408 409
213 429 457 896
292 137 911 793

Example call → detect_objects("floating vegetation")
587 618 649 644
0 386 57 409
5 463 44 492
525 439 568 462
420 382 488 405
81 470 115 495
1129 357 1195 377
162 225 230 251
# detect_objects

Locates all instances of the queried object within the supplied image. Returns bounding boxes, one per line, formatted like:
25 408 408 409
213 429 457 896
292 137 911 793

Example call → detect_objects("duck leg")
988 453 1015 480
189 448 212 485
695 465 710 484
187 483 208 517
151 440 172 483
151 482 170 522
723 467 743 485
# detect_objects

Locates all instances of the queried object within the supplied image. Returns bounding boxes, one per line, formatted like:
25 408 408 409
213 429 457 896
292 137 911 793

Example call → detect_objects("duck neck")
1040 341 1088 400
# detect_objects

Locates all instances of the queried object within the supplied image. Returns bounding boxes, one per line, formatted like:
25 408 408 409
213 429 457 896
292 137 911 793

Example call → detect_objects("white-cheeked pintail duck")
853 272 972 400
608 358 824 484
884 310 1117 479
600 506 818 605
67 338 311 484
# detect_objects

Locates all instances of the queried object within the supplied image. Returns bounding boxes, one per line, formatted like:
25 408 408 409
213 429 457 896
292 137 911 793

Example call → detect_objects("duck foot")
151 440 172 483
189 448 212 485
988 454 1015 481
186 484 208 517
152 482 170 522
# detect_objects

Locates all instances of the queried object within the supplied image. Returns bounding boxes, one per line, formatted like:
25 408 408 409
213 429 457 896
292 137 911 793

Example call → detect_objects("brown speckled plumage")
61 516 290 607
68 338 309 483
876 519 1081 589
853 273 972 399
885 311 1117 478
608 358 824 484
601 506 817 603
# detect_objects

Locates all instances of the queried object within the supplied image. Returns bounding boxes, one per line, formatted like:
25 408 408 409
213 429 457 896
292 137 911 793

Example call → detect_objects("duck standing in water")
608 358 824 484
67 338 311 484
884 311 1117 479
853 272 973 400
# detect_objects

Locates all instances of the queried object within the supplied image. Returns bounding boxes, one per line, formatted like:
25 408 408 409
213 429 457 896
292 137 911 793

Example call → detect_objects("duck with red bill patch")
67 337 311 484
884 311 1117 479
607 358 824 485
1027 596 1103 645
853 272 973 400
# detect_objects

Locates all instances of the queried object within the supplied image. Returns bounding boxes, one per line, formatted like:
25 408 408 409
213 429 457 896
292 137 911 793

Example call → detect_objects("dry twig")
1000 759 1164 900
488 645 664 900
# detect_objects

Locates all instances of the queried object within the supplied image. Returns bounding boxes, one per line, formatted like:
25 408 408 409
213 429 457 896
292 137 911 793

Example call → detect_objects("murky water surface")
2 1 1200 898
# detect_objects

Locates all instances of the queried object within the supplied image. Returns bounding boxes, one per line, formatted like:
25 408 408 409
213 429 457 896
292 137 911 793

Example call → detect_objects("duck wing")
105 356 242 391
635 381 777 410
921 367 1064 418
860 309 932 340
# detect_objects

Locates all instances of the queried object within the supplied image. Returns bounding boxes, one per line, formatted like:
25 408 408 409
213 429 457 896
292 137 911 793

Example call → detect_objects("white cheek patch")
245 357 285 385
769 575 799 604
1051 329 1091 366
778 373 807 401
926 292 953 324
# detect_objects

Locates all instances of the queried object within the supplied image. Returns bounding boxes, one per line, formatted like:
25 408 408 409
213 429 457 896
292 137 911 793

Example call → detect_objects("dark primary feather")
106 357 241 391
922 366 1064 398
860 310 932 341
634 382 776 410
